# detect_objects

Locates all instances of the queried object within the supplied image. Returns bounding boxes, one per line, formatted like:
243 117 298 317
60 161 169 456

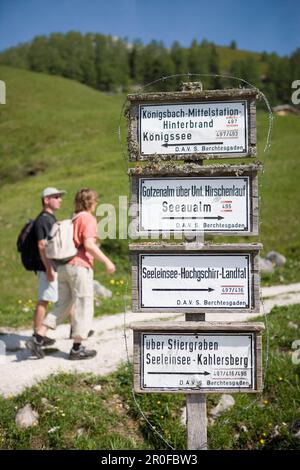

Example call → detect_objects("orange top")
68 212 97 269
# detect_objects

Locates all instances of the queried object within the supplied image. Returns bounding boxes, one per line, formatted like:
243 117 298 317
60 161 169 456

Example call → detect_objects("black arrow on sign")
162 216 225 220
162 141 223 148
152 288 214 292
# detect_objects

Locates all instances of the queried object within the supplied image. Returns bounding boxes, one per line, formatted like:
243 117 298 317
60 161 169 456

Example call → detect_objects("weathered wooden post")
126 81 263 450
185 312 207 450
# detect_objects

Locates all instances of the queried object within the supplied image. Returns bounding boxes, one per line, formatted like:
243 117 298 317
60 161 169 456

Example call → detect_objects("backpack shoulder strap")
71 211 88 222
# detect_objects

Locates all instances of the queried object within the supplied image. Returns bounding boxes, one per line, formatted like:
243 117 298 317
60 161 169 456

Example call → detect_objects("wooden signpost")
126 88 258 161
129 163 262 237
125 83 263 450
129 243 261 315
131 322 264 394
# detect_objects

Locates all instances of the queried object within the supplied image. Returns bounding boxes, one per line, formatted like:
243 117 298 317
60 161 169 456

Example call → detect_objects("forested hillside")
1 32 300 104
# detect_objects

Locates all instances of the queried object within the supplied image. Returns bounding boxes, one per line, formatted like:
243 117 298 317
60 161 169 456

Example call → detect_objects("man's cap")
41 187 66 198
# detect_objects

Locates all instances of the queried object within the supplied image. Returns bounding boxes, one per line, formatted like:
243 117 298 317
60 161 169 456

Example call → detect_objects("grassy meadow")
0 65 131 326
0 65 300 327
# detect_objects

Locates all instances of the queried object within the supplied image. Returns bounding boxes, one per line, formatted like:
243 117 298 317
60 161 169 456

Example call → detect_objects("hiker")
33 187 66 345
27 188 116 360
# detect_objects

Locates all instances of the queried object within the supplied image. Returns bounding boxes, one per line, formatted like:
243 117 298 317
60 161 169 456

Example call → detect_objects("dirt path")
1 282 300 397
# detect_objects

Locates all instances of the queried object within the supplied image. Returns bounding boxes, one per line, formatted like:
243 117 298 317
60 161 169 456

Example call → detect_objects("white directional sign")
139 176 251 233
139 101 248 156
140 253 251 310
141 332 255 391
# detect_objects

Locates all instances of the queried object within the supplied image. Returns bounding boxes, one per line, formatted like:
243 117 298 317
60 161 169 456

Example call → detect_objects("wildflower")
48 426 60 434
263 400 268 404
259 439 265 445
18 300 22 304
262 432 267 437
160 416 164 419
120 280 124 285
110 279 115 285
278 376 283 381
157 400 161 405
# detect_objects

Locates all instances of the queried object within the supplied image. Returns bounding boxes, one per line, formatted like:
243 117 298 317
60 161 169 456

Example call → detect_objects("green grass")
0 65 130 326
0 304 299 450
0 65 300 328
0 373 148 450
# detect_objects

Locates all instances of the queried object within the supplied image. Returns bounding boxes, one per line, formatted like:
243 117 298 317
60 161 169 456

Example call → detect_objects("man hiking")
32 187 66 345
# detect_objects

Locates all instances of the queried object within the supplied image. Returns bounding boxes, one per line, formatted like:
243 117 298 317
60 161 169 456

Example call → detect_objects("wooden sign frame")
126 88 258 161
131 322 264 394
129 243 262 315
129 162 262 237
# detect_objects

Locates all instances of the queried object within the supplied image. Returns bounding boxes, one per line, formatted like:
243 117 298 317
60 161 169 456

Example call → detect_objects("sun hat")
41 187 66 198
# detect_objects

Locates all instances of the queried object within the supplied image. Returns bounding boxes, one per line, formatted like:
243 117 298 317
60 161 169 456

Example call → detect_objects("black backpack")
17 219 39 271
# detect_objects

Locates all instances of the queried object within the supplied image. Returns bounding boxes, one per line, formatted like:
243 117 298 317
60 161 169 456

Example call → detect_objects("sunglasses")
51 195 62 199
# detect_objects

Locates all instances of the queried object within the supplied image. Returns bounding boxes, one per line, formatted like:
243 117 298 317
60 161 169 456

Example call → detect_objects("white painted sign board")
140 253 251 310
139 101 248 156
139 176 250 233
141 332 255 391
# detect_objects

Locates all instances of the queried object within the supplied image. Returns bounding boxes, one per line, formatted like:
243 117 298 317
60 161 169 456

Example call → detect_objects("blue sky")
0 0 299 55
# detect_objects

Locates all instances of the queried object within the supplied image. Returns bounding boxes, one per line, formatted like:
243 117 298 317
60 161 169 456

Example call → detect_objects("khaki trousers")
43 263 94 341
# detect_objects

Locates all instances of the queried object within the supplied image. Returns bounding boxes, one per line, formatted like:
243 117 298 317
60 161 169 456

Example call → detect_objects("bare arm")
84 238 116 274
37 239 56 281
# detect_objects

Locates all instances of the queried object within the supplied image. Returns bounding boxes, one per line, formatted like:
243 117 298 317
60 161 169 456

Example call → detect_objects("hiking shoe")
33 334 55 347
69 345 97 360
43 336 56 347
26 337 45 359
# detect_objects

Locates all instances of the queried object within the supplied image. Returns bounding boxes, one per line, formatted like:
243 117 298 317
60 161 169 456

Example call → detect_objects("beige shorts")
43 263 94 341
37 271 58 303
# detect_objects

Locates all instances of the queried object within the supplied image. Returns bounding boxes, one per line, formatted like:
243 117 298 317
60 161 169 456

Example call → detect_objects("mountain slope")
0 65 129 324
0 65 127 183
